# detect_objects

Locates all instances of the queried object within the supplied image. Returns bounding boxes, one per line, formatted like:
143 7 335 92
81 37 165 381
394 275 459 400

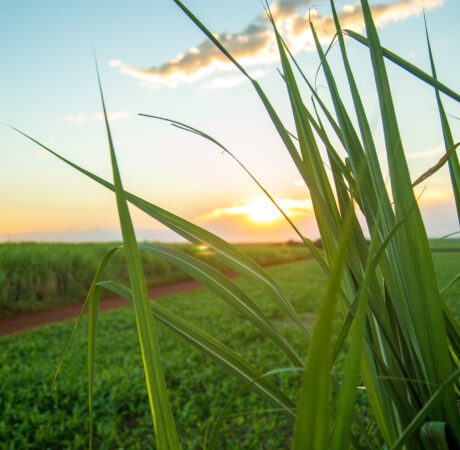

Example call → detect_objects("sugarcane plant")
13 0 460 448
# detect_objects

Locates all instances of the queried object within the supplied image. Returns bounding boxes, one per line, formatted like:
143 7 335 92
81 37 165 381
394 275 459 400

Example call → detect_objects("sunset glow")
1 0 459 242
200 198 313 224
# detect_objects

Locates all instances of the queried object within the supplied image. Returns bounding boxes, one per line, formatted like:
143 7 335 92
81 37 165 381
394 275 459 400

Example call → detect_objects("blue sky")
1 0 459 242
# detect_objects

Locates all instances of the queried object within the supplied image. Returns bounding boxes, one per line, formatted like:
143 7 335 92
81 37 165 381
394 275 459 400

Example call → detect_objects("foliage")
0 242 309 316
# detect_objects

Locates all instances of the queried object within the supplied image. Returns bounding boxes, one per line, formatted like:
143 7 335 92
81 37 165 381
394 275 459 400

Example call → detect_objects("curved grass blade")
172 0 341 239
87 284 103 449
138 243 303 367
97 280 297 418
139 113 309 247
344 29 460 104
95 64 179 449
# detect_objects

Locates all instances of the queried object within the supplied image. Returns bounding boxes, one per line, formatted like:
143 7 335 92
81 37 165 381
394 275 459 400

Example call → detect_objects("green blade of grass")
139 113 311 248
326 7 428 421
138 244 304 367
412 143 460 188
53 245 122 384
344 28 460 104
420 422 458 450
331 229 383 449
87 284 102 449
424 15 460 225
95 65 179 449
293 208 354 449
97 280 297 419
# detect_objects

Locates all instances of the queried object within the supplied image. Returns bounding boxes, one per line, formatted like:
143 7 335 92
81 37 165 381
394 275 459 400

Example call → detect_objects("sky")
1 0 459 243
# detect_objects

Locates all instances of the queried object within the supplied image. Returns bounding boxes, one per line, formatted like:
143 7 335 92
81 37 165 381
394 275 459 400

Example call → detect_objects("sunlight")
199 198 313 224
247 199 283 223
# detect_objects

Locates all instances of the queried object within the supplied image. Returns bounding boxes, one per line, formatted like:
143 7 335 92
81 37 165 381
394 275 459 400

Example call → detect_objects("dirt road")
0 258 309 338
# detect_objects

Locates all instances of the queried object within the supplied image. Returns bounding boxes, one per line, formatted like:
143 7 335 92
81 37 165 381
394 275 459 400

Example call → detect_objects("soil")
0 257 309 338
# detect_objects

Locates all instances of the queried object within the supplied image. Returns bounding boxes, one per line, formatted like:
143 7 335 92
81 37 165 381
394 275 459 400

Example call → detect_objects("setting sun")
199 198 313 224
247 199 283 223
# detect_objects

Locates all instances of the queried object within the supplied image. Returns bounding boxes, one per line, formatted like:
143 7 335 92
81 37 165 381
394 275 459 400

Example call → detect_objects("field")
0 242 310 317
0 247 457 449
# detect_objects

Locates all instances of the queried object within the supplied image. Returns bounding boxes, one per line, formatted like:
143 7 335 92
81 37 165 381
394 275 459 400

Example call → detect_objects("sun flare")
199 198 313 224
247 199 283 223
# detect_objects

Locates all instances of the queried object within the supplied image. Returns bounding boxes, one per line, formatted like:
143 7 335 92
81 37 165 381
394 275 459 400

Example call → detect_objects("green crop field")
0 249 457 449
0 242 310 317
429 237 460 251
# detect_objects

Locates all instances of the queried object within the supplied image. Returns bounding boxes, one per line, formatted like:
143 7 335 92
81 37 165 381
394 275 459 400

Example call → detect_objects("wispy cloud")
111 0 443 89
65 114 86 124
407 142 444 160
199 198 313 224
65 112 129 124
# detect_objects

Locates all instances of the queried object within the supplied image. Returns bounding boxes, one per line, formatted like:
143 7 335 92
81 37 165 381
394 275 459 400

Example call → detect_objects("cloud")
199 198 313 224
111 0 443 89
407 142 444 160
65 114 86 124
93 111 129 122
65 112 130 124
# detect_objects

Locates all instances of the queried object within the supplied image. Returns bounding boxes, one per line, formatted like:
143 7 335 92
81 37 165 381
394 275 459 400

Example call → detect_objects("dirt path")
0 257 310 338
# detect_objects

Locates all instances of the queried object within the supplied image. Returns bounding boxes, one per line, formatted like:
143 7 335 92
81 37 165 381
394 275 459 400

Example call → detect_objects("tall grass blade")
344 29 460 104
420 422 458 449
293 209 354 449
424 16 460 224
95 65 179 449
86 247 120 448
